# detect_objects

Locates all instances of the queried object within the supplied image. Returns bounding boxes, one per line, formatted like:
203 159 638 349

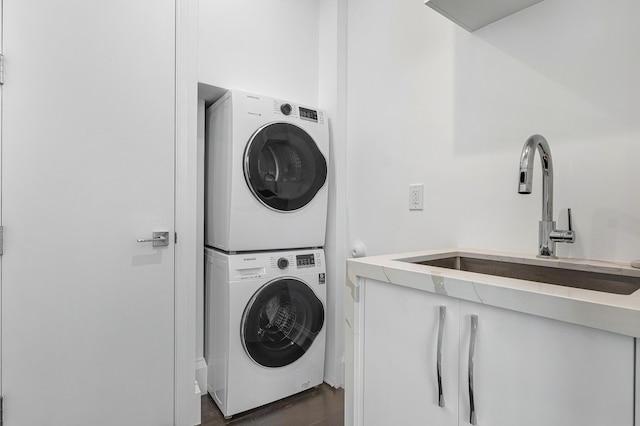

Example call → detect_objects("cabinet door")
458 301 634 426
362 279 459 426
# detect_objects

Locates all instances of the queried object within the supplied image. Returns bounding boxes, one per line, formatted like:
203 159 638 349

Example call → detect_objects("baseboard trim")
196 357 208 398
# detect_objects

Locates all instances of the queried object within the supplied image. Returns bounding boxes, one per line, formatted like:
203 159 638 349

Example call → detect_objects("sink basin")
408 256 640 295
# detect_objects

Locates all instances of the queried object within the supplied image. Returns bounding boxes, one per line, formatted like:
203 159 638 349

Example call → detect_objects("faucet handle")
550 208 575 244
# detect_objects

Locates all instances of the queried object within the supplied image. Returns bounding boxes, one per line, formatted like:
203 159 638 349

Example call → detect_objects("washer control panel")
226 249 325 282
296 253 316 268
266 251 322 271
225 248 325 282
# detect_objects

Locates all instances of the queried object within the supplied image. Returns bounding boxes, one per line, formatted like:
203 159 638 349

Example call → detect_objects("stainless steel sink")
410 256 640 295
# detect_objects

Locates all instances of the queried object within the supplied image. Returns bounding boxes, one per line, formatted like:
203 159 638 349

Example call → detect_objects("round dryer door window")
241 278 325 368
244 123 327 212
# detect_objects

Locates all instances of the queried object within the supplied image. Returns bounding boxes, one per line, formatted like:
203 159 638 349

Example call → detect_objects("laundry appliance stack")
204 90 330 418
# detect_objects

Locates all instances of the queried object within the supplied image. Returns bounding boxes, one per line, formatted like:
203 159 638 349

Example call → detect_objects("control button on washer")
277 257 289 269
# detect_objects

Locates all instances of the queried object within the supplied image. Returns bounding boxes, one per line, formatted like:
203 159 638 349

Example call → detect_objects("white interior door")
1 1 176 425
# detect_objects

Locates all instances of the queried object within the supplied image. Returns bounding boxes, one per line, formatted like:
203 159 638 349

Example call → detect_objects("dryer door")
244 122 327 212
241 277 325 368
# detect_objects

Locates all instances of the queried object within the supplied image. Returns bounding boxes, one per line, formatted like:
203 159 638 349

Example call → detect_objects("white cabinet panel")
458 300 634 426
356 279 635 426
362 279 459 426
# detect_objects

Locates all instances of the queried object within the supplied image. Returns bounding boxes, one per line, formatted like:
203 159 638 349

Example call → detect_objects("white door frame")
174 0 199 424
0 0 4 405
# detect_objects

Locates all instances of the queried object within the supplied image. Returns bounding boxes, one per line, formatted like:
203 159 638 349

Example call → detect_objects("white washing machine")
205 90 330 252
205 247 327 418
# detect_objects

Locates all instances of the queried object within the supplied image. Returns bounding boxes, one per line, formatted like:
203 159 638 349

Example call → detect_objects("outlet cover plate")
409 184 424 210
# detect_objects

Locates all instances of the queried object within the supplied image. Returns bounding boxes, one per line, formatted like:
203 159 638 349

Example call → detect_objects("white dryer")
205 90 330 252
205 247 327 418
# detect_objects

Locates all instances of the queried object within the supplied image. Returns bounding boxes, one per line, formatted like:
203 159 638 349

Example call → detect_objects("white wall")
318 0 348 388
346 0 640 263
199 0 319 104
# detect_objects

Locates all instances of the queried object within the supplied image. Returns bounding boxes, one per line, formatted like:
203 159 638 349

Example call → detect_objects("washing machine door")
244 122 327 212
241 277 325 368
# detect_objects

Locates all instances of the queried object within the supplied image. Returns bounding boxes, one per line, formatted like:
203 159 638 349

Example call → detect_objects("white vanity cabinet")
358 278 635 426
457 300 634 426
362 278 460 425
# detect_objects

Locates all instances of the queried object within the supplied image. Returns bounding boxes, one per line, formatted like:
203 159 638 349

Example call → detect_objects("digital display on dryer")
296 254 316 268
299 107 318 122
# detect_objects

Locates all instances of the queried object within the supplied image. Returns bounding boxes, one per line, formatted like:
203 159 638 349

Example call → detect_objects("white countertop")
347 248 640 338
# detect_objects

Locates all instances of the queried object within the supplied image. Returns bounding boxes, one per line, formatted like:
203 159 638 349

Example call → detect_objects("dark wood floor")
200 383 344 426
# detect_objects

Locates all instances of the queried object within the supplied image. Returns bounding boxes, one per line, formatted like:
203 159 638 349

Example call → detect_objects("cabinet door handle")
469 315 478 425
436 306 446 408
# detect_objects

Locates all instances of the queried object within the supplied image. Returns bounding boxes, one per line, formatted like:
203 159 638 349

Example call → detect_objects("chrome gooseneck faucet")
518 134 575 258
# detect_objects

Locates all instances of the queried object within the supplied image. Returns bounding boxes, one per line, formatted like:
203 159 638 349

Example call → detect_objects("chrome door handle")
137 231 169 247
469 315 478 425
436 306 446 408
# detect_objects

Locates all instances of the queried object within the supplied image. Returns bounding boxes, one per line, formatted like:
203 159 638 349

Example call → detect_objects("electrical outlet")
409 184 424 210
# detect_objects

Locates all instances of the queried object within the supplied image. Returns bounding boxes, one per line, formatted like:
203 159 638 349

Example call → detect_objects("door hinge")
0 54 5 85
174 232 178 244
1 395 4 426
0 226 4 256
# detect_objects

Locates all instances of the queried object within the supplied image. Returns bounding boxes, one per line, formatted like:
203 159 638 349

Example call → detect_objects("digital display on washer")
296 254 315 268
299 107 318 122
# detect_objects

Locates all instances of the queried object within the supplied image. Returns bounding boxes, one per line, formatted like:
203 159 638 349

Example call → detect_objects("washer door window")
242 278 324 368
244 123 327 212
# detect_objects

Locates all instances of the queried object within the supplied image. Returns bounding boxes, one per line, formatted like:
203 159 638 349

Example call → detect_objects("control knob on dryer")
280 103 292 116
277 257 289 270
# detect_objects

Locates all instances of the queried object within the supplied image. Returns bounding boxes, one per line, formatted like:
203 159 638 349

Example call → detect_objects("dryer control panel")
272 99 325 124
298 107 318 123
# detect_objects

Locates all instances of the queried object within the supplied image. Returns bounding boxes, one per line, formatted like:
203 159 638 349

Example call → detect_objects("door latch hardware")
137 231 169 247
0 54 5 85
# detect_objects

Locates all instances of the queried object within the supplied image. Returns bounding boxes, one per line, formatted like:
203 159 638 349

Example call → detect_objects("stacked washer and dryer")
204 90 330 418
